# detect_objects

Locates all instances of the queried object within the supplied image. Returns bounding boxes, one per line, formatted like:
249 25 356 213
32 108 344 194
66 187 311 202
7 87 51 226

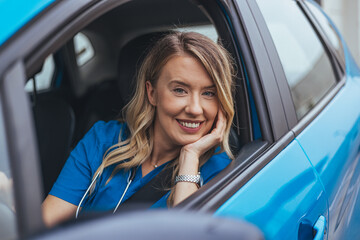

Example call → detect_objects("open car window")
23 0 252 223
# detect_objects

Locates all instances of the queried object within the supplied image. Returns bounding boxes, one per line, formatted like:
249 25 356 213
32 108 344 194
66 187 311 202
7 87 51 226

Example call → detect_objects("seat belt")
119 165 174 209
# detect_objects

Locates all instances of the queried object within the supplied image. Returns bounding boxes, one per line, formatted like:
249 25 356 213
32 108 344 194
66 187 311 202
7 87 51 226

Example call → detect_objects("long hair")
92 31 235 205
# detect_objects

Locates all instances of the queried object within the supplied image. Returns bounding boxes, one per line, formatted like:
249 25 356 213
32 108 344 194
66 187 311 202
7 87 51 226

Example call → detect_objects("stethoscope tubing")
75 168 136 219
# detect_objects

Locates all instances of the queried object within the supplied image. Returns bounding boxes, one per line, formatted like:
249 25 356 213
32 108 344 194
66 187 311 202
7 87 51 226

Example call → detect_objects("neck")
142 143 179 177
150 127 181 167
150 141 180 167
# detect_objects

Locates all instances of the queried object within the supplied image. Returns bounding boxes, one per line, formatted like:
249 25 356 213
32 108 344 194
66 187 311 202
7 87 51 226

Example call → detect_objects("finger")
218 109 227 132
215 109 227 143
211 110 223 133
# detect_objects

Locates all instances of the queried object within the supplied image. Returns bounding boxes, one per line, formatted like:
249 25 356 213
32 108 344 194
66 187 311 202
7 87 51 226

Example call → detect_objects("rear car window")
25 54 55 92
256 0 337 119
305 1 345 66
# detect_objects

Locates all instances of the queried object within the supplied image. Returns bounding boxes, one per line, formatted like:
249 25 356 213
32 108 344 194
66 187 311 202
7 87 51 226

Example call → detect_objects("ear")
146 81 157 106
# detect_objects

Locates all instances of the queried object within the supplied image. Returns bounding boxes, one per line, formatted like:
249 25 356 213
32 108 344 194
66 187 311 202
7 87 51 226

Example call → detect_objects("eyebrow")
169 80 216 89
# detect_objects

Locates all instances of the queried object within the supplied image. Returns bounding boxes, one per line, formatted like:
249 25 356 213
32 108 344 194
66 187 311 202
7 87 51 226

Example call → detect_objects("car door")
290 1 360 239
245 0 360 239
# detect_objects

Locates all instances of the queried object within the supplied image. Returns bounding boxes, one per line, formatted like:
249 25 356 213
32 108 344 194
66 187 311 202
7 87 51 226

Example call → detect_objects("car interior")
25 0 254 200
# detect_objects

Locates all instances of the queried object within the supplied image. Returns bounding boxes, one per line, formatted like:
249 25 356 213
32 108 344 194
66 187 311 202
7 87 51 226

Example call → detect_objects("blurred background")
317 0 360 65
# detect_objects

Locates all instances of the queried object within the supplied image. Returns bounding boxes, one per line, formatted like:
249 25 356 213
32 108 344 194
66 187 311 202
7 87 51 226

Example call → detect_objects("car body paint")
215 140 328 239
0 0 55 46
295 47 360 238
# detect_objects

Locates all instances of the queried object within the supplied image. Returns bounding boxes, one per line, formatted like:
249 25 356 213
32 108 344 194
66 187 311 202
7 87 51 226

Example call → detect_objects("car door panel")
215 140 328 239
296 72 360 238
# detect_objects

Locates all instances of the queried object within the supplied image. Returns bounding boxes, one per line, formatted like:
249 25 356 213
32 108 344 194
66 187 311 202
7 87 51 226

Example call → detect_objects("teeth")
179 121 200 128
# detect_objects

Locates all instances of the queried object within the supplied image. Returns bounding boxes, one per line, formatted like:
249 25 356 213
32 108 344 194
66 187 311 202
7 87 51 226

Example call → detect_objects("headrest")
117 31 171 104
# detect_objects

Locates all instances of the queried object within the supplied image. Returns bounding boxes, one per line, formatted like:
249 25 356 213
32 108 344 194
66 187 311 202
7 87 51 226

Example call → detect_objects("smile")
178 121 201 128
176 119 204 133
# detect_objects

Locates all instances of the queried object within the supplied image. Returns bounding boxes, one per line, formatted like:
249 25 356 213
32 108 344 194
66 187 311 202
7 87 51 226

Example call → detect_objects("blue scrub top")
50 121 231 211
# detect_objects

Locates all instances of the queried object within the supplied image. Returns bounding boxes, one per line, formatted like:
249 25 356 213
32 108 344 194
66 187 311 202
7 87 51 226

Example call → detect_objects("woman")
42 31 235 227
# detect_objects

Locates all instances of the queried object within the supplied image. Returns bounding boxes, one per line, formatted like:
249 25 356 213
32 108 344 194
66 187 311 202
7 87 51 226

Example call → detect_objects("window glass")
256 0 337 119
305 1 345 65
25 54 55 92
0 99 17 239
177 25 218 42
74 32 95 66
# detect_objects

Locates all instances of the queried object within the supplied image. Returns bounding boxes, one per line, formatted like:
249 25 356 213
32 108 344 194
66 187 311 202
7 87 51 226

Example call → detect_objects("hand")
173 109 226 206
181 109 226 159
177 109 226 175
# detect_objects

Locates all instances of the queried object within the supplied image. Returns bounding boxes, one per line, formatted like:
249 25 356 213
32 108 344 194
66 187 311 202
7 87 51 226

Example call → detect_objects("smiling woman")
42 31 235 227
146 55 219 151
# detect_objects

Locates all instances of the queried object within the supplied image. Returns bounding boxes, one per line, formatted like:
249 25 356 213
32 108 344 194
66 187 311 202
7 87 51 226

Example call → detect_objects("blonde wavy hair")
93 31 235 205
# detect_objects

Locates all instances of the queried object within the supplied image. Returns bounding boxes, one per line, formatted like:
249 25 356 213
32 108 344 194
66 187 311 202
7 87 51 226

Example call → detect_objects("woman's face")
146 54 219 149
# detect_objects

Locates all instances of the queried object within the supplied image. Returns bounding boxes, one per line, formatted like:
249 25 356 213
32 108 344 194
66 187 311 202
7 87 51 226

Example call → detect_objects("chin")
176 135 203 146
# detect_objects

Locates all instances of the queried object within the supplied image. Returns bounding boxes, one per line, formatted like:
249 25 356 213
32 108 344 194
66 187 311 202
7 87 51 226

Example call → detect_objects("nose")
185 94 203 116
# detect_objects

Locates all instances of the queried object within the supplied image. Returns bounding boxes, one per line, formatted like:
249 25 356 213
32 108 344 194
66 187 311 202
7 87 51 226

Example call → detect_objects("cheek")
157 94 185 116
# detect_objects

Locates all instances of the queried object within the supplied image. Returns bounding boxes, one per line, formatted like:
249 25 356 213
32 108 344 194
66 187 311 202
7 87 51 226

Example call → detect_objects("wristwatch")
175 172 202 187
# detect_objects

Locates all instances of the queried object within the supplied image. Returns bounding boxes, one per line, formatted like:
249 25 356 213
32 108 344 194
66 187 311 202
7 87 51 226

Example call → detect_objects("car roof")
0 0 54 46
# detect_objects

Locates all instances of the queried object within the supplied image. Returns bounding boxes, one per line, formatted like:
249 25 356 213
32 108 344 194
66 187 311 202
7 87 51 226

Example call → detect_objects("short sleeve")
49 121 122 205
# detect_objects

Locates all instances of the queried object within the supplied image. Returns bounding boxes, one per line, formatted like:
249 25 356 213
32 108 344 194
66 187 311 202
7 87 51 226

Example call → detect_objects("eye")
203 91 216 98
173 88 187 95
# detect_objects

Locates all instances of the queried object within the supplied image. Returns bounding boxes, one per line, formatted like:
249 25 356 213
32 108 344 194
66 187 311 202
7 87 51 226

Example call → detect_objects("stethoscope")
75 168 136 218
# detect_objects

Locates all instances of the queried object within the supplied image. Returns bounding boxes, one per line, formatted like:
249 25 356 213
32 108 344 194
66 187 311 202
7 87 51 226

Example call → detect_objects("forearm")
173 149 200 206
42 195 77 227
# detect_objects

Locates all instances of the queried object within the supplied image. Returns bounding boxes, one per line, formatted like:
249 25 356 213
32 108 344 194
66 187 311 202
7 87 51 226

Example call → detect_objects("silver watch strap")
175 173 201 185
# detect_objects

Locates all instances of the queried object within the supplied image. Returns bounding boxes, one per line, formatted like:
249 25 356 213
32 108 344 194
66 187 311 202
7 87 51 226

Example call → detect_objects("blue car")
1 0 360 239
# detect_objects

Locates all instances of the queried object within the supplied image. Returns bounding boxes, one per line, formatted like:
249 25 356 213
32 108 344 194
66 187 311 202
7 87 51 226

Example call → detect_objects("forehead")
158 55 214 86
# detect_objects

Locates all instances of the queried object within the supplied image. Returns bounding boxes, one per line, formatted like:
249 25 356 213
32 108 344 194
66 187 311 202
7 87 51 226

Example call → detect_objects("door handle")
313 215 326 240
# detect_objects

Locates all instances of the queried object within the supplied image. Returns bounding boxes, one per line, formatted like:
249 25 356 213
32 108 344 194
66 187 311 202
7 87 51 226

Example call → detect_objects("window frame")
0 77 17 240
0 61 44 238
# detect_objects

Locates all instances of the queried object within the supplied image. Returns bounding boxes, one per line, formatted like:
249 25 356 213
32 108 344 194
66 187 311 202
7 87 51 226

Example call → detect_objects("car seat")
32 91 75 197
117 31 171 104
